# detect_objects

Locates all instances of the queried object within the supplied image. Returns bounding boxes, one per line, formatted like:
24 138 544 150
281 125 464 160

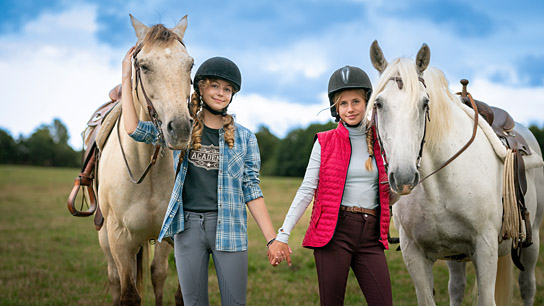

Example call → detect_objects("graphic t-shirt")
182 125 219 212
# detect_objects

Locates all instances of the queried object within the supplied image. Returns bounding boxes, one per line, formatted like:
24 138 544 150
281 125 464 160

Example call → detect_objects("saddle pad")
96 102 121 151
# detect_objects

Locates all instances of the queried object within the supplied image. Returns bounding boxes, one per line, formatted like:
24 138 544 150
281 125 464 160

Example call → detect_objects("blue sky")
1 0 543 149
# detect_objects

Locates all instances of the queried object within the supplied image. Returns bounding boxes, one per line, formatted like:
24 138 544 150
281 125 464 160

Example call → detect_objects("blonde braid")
223 114 235 149
190 91 203 150
365 125 374 172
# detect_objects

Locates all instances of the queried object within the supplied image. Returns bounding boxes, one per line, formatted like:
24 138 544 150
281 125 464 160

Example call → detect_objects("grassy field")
0 165 542 305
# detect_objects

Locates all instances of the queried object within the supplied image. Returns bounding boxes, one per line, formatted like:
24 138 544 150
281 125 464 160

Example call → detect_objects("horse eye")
422 98 430 109
375 99 383 109
140 64 149 72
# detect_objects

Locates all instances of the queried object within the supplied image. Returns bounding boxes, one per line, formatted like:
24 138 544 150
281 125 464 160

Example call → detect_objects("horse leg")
519 169 544 306
98 221 121 305
471 237 500 306
400 239 436 305
446 261 466 306
150 241 172 306
107 220 142 306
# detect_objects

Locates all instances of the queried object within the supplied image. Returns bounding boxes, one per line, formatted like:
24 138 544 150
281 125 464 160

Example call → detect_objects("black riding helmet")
194 57 242 95
193 57 241 116
327 65 372 120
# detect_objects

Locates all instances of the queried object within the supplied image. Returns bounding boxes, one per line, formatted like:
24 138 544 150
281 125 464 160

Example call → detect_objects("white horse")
97 15 193 305
366 40 544 305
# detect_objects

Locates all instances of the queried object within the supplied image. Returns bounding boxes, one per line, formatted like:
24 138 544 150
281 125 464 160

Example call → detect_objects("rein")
418 92 478 183
372 76 479 185
116 40 184 184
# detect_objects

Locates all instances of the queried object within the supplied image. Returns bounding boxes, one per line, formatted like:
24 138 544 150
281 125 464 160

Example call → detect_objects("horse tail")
495 253 513 305
136 243 150 302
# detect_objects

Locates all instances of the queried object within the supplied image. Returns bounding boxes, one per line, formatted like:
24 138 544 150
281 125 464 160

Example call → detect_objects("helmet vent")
341 67 350 84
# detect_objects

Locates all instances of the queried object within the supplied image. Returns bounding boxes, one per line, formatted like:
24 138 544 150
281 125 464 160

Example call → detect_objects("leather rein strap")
419 91 479 183
372 76 479 185
116 42 164 184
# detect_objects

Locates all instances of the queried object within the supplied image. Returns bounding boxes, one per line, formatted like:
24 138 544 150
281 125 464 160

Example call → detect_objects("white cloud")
466 78 544 126
263 40 329 80
0 4 121 149
229 92 332 137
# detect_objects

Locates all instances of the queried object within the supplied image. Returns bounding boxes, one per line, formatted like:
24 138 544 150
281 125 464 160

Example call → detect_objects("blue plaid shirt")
130 121 263 251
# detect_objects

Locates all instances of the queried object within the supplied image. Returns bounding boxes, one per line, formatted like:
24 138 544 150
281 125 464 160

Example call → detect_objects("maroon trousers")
313 210 393 306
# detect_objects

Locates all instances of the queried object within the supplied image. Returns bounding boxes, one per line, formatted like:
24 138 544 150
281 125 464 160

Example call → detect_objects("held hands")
267 240 292 267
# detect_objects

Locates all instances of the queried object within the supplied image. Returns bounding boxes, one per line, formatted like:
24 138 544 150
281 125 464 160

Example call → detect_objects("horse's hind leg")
99 222 121 305
150 241 172 306
518 168 544 306
446 261 466 306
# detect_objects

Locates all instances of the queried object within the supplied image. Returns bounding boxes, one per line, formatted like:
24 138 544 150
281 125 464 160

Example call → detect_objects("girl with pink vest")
268 66 393 306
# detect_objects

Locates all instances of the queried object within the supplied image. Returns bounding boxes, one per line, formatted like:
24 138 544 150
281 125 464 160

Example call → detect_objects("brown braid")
190 78 236 150
365 126 374 172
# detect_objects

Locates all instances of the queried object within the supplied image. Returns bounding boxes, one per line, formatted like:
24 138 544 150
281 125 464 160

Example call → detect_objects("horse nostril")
167 121 175 134
412 172 420 187
189 118 194 127
389 172 396 188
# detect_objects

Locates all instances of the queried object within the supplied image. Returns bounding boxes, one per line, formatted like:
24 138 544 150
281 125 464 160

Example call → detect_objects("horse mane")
142 24 183 47
422 66 455 149
365 58 455 150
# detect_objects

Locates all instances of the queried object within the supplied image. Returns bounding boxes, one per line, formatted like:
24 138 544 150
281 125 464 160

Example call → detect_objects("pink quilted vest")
302 123 391 249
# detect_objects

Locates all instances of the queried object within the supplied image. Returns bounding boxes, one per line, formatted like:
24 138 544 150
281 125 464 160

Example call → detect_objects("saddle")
67 85 122 230
459 80 533 270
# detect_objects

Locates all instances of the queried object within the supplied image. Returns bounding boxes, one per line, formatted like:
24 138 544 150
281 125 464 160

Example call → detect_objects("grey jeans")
174 211 248 306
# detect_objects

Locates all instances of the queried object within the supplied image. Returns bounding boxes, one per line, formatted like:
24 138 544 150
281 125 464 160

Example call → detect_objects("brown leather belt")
340 206 377 216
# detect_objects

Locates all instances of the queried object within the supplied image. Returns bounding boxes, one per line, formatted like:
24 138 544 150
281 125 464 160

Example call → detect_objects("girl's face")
336 89 366 125
200 78 234 112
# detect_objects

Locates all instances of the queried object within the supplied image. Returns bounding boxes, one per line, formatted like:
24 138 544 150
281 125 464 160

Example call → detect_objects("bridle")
371 76 479 185
117 38 187 184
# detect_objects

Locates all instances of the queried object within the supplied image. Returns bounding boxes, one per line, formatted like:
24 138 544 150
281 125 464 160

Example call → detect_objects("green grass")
0 165 542 305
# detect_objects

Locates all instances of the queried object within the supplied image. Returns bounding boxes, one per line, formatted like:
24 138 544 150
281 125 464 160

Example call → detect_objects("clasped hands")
267 240 292 267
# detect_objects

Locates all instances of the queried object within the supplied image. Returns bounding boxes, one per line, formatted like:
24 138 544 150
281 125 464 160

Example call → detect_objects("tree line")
0 119 80 168
1 119 543 177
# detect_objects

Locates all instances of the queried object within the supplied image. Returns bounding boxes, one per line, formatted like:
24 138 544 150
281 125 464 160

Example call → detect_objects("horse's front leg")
471 236 500 306
107 219 142 305
446 261 466 306
400 236 436 305
98 221 121 305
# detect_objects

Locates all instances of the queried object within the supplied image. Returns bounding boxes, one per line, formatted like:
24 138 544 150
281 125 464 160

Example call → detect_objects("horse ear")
130 14 149 42
172 15 188 40
415 43 430 75
370 40 388 74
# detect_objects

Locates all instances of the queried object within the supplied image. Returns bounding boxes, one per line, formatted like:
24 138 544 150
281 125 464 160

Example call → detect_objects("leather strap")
116 112 161 184
340 205 377 216
418 91 479 183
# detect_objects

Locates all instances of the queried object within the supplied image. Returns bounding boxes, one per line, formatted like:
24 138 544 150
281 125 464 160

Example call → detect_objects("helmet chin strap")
344 120 363 128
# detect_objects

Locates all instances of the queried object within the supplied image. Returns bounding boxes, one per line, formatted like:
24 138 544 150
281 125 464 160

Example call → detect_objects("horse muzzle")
163 116 193 149
388 167 420 195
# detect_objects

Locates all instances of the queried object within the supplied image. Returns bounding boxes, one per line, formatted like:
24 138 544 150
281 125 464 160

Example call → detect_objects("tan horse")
97 15 193 305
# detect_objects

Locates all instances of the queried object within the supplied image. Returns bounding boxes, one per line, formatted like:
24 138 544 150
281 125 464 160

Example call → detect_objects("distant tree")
275 121 336 177
4 119 80 167
51 118 69 145
255 125 280 176
529 124 544 154
0 128 17 164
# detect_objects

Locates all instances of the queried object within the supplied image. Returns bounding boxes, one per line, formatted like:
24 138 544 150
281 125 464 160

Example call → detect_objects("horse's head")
130 15 194 150
366 40 431 195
